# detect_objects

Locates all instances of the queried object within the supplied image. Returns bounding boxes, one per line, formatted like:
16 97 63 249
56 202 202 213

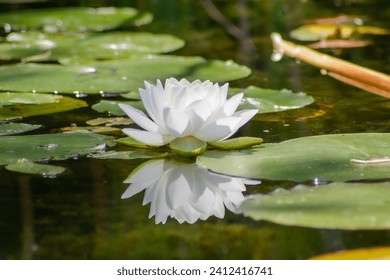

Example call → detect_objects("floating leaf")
86 117 133 126
0 7 152 32
290 24 390 41
230 86 314 113
0 31 185 61
117 136 157 149
60 126 120 134
0 132 114 166
91 100 143 116
310 247 390 260
208 137 263 150
0 122 41 136
0 56 251 94
89 150 168 160
170 137 207 157
5 158 65 177
0 95 87 121
241 182 390 230
197 133 390 182
0 92 61 106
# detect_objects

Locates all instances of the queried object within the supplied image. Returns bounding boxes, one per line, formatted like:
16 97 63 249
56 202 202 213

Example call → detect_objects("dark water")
0 0 389 259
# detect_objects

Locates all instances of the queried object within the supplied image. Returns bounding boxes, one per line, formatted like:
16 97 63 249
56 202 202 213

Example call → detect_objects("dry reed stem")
271 33 390 99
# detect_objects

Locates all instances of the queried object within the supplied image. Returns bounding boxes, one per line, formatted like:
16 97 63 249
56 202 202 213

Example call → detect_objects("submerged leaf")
5 158 65 177
198 133 390 182
0 7 152 32
241 182 390 230
0 56 251 94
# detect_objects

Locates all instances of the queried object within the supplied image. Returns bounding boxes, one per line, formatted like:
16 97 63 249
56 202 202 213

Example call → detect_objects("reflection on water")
121 158 260 224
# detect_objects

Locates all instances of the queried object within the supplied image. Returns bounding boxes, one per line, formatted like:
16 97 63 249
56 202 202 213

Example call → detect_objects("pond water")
0 0 389 259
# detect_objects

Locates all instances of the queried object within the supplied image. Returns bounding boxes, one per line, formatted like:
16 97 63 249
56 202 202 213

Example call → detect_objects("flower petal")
221 109 258 140
223 92 244 116
193 116 242 142
118 103 160 133
122 128 174 146
163 107 191 136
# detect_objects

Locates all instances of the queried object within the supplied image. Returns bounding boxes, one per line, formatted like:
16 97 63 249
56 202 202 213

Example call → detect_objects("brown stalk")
271 33 390 99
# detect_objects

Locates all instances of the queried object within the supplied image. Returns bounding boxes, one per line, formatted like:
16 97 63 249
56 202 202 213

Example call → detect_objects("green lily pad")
197 133 390 182
0 122 42 136
170 137 207 157
0 92 61 107
208 137 263 150
5 158 65 177
0 95 87 121
0 132 114 166
92 100 143 116
230 86 315 113
290 24 390 41
89 150 168 160
0 7 152 32
0 56 251 94
0 31 185 61
117 136 159 149
241 182 390 230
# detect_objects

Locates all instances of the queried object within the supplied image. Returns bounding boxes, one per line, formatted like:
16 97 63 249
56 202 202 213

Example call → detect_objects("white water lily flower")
121 159 260 224
119 78 258 147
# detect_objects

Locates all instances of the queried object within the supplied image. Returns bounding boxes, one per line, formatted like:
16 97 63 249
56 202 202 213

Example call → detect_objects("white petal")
140 85 167 128
223 92 244 116
221 109 258 140
122 128 174 146
193 116 241 142
118 103 159 133
162 107 191 136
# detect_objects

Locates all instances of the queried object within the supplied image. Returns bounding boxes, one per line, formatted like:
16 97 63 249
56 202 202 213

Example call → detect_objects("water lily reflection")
121 158 260 224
